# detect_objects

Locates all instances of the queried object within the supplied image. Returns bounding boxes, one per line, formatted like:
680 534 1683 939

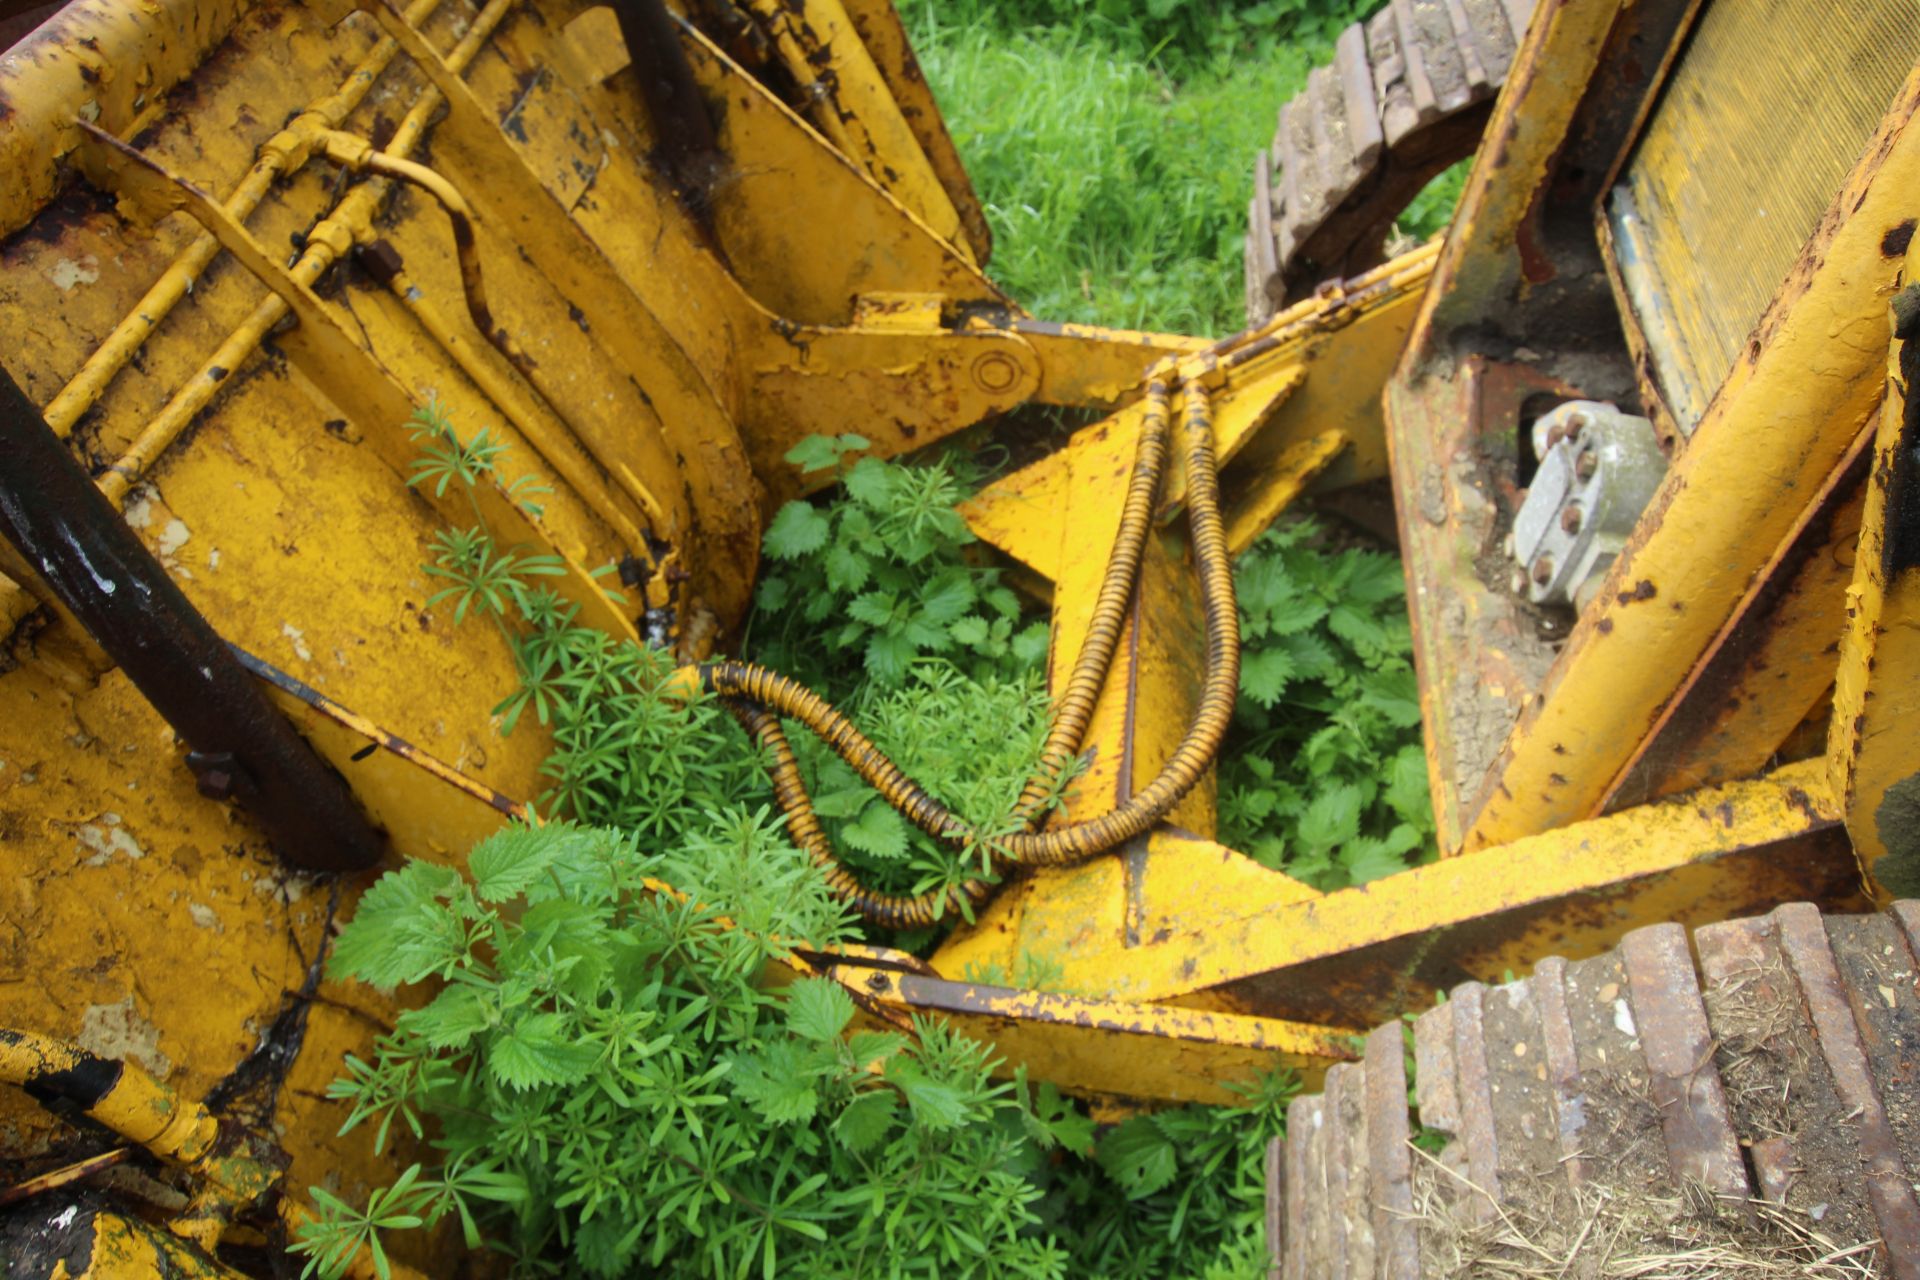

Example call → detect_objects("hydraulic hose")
690 370 1239 926
1009 366 1175 822
726 699 997 929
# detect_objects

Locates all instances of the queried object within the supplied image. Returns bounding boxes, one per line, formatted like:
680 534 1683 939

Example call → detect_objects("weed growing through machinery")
298 411 1301 1278
1220 519 1436 888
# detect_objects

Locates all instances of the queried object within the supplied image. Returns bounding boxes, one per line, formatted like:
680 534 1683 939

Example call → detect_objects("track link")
1244 0 1536 323
1268 902 1920 1277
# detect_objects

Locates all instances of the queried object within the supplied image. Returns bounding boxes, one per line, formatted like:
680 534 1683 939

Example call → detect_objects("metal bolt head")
1531 556 1554 587
1560 505 1583 535
1575 450 1598 482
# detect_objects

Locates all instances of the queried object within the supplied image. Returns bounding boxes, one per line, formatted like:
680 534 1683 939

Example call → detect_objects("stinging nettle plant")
1219 519 1435 889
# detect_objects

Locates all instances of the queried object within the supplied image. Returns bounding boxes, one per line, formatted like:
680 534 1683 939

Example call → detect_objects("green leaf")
917 571 976 625
1328 603 1393 662
488 1012 598 1090
1025 1080 1095 1154
847 591 897 628
396 984 492 1050
784 977 855 1044
843 456 895 508
825 543 872 594
1342 835 1412 886
765 502 832 560
846 1031 909 1068
1343 552 1406 605
864 631 918 684
1358 666 1423 729
732 1048 820 1124
884 1059 969 1130
1297 783 1364 854
841 802 909 861
783 433 866 475
1240 647 1295 708
1011 622 1051 666
468 826 559 902
948 615 990 648
1097 1115 1180 1199
833 1089 898 1153
1384 745 1433 827
329 861 468 988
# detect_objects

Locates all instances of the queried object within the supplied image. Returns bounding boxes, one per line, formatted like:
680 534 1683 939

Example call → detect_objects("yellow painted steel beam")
353 0 765 622
963 761 1855 1025
835 0 995 262
1459 64 1920 850
1223 428 1350 555
1829 261 1920 899
990 317 1207 409
837 966 1361 1105
744 321 1043 502
0 0 251 237
961 244 1436 582
737 0 972 262
1601 427 1870 807
244 651 525 861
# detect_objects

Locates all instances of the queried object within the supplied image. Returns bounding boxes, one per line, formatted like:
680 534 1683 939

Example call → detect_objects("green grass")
903 1 1466 337
904 2 1359 335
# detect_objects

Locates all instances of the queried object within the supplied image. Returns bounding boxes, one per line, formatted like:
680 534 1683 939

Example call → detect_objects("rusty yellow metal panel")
984 761 1853 1014
836 0 995 262
738 0 972 260
1601 430 1871 807
1829 261 1920 900
1463 64 1920 851
1620 0 1920 430
961 243 1436 585
843 967 1361 1105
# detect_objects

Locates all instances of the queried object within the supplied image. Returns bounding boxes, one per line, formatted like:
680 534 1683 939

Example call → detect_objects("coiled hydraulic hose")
690 369 1238 927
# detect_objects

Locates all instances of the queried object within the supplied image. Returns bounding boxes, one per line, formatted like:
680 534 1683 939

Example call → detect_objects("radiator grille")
1615 0 1919 430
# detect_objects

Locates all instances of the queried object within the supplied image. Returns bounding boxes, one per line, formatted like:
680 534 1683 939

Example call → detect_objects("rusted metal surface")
1603 423 1871 808
1465 60 1920 850
607 0 723 207
1830 268 1920 900
1617 923 1748 1196
0 0 251 236
842 967 1359 1105
1386 356 1582 852
0 365 381 873
835 0 993 261
0 1147 130 1208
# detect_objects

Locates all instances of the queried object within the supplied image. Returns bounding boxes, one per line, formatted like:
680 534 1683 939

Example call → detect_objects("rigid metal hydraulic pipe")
0 367 383 873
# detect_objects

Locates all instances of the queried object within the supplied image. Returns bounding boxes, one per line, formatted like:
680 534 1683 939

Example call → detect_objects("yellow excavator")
2 0 1918 1274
